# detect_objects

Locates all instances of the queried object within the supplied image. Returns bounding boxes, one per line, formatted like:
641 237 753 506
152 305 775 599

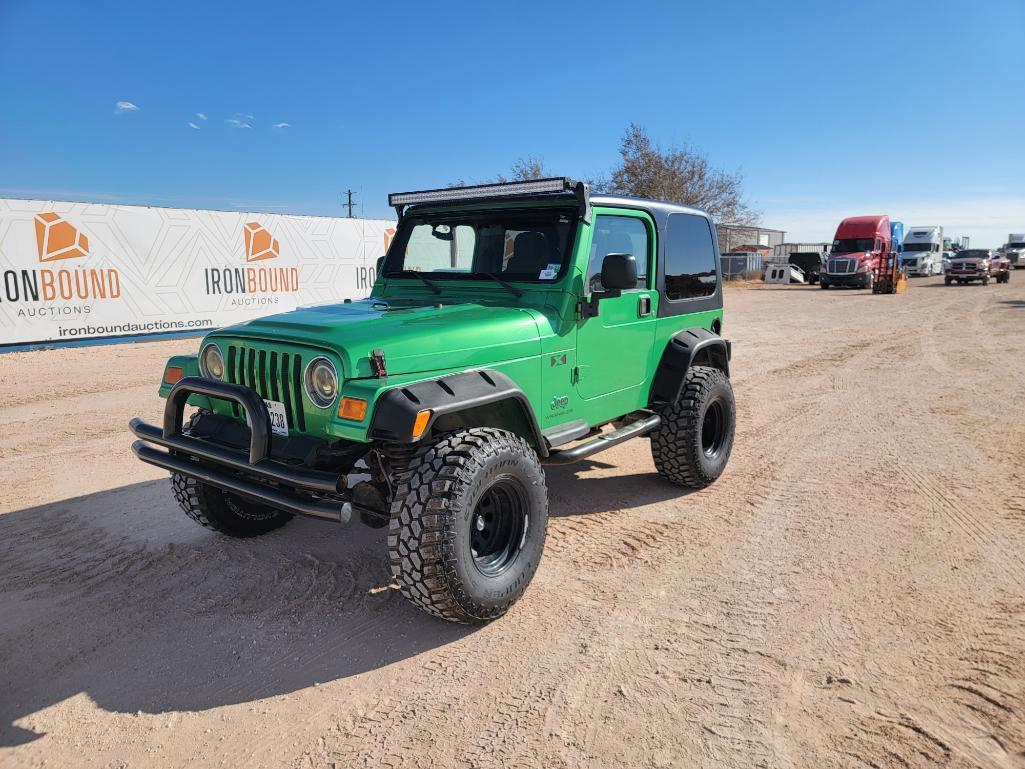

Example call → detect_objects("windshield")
382 208 576 282
902 242 933 252
1009 242 1025 249
956 250 989 259
833 238 875 253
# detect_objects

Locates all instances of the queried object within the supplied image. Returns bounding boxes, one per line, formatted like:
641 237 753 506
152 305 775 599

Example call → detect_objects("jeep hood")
216 298 544 379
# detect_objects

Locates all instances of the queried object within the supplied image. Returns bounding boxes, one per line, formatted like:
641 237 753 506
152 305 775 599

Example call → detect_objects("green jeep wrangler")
131 178 735 623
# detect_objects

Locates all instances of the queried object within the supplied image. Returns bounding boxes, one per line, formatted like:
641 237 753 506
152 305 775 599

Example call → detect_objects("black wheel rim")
701 400 727 459
469 477 527 577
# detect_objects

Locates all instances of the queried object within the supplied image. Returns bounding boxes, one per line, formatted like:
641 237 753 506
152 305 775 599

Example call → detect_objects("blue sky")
1 0 1023 245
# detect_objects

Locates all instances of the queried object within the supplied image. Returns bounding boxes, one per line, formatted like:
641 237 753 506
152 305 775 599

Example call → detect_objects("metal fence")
720 252 764 280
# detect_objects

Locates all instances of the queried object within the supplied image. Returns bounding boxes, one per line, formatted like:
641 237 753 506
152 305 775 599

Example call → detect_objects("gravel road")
2 277 1024 768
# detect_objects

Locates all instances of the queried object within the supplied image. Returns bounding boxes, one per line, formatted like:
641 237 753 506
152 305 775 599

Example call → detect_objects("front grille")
903 258 918 267
225 345 306 431
828 257 856 274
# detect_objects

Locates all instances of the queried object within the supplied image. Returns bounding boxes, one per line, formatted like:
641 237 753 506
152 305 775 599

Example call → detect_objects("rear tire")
171 473 293 537
388 428 548 624
820 281 829 290
652 366 736 489
170 411 293 537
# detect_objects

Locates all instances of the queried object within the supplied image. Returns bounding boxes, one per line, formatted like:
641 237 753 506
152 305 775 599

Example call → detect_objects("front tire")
944 277 952 285
388 428 548 624
652 366 736 489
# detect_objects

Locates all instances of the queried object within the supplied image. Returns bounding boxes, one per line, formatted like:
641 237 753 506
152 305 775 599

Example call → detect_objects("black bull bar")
130 377 374 524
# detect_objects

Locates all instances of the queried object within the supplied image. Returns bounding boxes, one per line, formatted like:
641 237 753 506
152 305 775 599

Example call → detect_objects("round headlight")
201 343 224 380
304 357 338 408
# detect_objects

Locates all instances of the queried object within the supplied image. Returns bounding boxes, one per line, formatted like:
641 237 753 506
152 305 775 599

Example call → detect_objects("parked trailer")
1006 232 1025 269
902 226 944 276
772 242 830 284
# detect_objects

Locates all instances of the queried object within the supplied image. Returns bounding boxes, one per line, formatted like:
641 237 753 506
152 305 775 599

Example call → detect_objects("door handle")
638 295 652 317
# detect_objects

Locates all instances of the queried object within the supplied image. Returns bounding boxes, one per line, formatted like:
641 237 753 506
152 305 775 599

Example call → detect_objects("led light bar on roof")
389 177 577 208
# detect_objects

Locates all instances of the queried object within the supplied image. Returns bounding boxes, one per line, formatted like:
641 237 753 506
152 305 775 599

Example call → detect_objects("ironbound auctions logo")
0 213 121 317
204 222 299 305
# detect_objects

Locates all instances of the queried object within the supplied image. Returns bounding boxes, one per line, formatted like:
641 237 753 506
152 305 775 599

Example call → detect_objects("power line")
342 189 357 218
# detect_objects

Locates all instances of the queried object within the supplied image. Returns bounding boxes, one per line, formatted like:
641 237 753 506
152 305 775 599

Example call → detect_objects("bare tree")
605 123 758 225
450 156 551 188
496 156 551 182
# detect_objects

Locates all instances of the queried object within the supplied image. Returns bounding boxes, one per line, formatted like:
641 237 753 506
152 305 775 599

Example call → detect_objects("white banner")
0 198 396 346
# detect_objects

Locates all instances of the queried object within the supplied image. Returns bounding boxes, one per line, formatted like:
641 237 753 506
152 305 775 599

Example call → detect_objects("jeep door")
574 209 658 404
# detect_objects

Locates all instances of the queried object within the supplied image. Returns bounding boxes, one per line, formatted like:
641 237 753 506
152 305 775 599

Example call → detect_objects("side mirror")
600 253 637 291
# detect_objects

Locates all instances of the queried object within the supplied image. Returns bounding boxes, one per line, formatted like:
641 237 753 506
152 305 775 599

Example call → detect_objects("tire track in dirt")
6 280 1025 769
899 466 1025 590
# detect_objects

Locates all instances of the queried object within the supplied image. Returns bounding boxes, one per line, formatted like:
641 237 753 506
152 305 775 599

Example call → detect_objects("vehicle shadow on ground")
0 479 471 746
998 299 1025 308
545 459 692 517
0 462 684 745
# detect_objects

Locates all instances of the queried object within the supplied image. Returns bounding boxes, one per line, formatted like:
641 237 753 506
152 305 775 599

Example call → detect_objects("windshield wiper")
393 270 441 294
480 272 523 298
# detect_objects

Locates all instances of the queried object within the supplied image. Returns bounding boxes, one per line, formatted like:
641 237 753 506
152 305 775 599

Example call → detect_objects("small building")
716 224 786 254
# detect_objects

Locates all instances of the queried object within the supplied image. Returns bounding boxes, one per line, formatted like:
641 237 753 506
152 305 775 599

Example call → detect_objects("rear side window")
665 214 718 300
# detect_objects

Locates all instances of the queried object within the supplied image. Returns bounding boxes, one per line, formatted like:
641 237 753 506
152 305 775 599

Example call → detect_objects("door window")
586 215 649 293
665 214 718 300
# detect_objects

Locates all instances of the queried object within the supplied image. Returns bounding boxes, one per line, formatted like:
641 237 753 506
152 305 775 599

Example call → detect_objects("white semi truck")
1006 233 1025 269
901 226 943 276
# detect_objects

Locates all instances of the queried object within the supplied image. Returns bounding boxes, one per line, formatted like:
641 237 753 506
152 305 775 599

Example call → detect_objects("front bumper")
947 271 986 280
130 377 376 524
822 273 869 287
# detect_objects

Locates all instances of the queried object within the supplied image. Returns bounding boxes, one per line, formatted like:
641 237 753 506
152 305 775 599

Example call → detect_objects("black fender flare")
648 327 731 407
368 369 547 456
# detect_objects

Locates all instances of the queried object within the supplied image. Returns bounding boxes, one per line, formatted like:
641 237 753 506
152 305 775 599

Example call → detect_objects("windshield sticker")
539 263 560 280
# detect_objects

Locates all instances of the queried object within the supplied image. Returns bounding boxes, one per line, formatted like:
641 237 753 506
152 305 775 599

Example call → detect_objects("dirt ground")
2 276 1024 769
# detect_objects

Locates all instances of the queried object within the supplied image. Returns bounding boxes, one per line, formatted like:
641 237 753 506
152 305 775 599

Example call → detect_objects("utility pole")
343 190 357 218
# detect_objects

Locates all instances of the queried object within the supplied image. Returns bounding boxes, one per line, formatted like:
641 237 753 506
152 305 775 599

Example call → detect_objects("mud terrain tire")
388 428 548 624
652 365 736 489
170 412 292 537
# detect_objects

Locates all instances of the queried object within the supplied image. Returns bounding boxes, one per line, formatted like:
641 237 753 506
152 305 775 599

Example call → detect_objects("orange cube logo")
383 226 397 252
243 222 280 262
35 212 89 262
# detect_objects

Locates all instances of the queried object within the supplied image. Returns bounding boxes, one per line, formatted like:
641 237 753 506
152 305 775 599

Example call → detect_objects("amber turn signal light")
338 397 368 421
412 409 432 439
163 366 184 385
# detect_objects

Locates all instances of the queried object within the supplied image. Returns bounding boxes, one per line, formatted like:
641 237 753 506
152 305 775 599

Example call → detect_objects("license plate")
264 399 289 437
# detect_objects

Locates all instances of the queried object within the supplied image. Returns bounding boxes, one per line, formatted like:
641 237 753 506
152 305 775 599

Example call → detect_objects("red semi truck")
820 215 890 290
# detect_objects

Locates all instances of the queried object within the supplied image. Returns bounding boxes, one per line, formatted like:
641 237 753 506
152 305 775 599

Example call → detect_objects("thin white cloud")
188 122 201 130
114 101 140 114
273 122 292 129
226 113 254 129
195 112 207 121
